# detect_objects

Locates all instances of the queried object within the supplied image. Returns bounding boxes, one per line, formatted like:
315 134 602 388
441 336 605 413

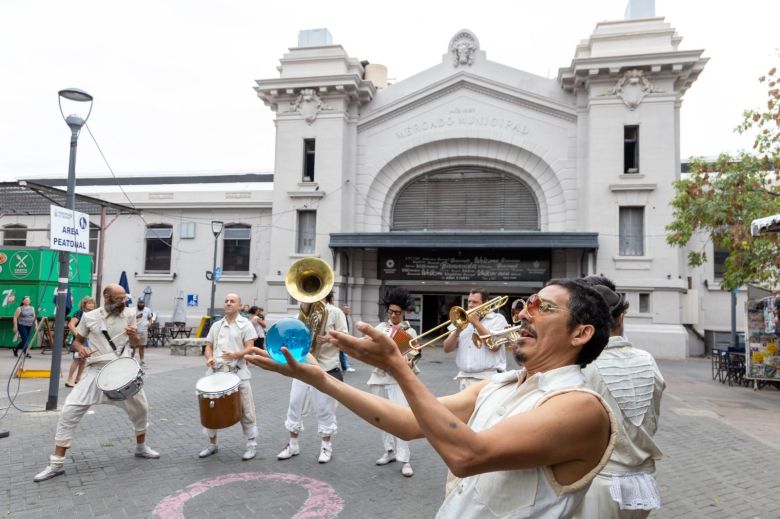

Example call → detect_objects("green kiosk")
0 247 93 350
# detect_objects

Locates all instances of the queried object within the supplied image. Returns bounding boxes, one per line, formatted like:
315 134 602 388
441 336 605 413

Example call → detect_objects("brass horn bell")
285 257 335 303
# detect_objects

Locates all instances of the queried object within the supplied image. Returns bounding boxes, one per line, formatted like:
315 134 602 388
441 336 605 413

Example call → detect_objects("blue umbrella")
118 271 133 306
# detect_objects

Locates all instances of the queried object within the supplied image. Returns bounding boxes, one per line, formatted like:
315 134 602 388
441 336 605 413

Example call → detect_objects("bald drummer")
197 293 259 461
34 283 160 483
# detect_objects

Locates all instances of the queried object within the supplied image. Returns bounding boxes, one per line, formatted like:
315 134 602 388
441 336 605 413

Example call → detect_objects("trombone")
407 296 508 351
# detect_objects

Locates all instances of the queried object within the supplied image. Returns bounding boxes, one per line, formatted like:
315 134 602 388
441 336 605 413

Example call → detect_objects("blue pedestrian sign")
215 267 222 281
187 294 199 307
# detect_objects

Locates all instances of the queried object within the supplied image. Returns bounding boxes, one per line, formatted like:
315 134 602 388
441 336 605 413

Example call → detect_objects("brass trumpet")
472 323 525 351
408 296 508 351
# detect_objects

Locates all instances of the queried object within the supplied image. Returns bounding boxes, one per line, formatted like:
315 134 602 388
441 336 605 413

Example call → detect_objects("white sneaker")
135 445 161 459
33 456 65 482
318 446 333 464
242 444 257 461
277 443 300 460
199 444 218 458
376 450 396 465
345 367 356 373
401 462 414 477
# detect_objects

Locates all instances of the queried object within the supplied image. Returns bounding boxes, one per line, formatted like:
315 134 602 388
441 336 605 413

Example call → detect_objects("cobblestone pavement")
1 346 779 518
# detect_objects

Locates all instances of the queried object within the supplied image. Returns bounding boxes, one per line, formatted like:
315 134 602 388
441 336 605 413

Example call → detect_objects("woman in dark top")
12 296 37 358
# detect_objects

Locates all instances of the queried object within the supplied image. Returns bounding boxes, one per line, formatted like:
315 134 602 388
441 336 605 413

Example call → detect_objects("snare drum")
196 372 242 429
96 357 145 401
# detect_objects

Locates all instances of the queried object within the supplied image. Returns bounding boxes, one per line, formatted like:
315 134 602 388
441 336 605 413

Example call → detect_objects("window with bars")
713 247 729 279
297 211 316 254
144 225 173 272
619 206 644 256
2 224 27 246
391 168 539 230
223 224 251 273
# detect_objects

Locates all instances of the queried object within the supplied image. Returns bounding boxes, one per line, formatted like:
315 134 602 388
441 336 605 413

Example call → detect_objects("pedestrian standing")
339 304 356 372
131 298 152 367
65 297 96 387
12 296 37 358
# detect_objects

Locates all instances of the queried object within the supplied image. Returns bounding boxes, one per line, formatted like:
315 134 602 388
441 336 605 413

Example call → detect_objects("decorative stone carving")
606 69 661 110
448 30 479 68
290 88 332 124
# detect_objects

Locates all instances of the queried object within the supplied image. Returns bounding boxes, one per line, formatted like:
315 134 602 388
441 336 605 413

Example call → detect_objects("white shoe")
376 450 396 465
345 367 356 373
318 446 333 464
242 445 257 461
199 444 218 458
135 445 161 459
33 457 65 482
401 462 414 477
277 443 300 460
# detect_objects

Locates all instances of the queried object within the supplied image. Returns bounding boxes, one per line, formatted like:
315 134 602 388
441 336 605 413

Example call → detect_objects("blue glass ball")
266 318 312 364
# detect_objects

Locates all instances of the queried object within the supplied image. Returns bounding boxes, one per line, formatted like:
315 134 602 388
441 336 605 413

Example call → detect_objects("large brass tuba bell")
285 257 334 303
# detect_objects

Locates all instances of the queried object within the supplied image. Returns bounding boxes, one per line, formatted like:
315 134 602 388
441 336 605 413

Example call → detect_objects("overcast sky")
1 0 777 182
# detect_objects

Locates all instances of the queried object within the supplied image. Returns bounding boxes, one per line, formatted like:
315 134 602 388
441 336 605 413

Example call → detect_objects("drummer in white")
198 293 259 461
34 284 160 483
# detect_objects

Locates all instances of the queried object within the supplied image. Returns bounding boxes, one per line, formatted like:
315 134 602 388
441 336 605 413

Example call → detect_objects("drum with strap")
96 357 145 400
196 372 242 429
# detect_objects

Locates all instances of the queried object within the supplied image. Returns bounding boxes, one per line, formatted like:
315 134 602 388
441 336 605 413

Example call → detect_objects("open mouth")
518 326 536 339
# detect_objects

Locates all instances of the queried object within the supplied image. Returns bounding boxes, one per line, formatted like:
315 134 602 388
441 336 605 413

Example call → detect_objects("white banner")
50 205 90 253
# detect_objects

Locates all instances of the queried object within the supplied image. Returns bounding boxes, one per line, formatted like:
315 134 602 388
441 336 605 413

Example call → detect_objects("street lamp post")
209 221 224 322
47 88 93 411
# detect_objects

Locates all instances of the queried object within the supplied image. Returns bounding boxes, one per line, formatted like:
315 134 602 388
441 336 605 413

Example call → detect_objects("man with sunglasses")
247 279 617 518
573 276 665 519
442 288 509 390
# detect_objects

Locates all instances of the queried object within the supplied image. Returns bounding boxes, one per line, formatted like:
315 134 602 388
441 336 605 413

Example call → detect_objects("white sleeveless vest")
436 365 617 519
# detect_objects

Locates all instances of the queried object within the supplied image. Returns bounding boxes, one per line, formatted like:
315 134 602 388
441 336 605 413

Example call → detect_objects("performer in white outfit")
574 276 665 519
443 288 508 390
198 293 259 461
34 284 160 483
277 291 348 464
249 279 618 518
368 287 419 477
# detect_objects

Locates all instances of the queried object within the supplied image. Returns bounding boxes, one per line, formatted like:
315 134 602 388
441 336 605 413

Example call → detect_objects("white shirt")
367 321 419 385
449 312 509 376
437 366 617 518
76 307 136 366
206 314 257 380
311 303 348 371
134 307 153 333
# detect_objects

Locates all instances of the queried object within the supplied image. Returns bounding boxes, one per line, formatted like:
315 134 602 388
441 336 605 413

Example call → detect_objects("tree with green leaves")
667 66 780 290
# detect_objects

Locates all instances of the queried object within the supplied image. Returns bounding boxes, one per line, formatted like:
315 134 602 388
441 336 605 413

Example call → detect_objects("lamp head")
58 88 93 130
211 220 224 237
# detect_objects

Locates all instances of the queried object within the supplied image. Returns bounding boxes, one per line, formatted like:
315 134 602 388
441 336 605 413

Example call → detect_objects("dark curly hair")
382 287 413 310
546 278 612 368
581 275 629 319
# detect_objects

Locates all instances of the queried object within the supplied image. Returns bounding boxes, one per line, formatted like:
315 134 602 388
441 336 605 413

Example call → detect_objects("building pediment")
359 72 576 131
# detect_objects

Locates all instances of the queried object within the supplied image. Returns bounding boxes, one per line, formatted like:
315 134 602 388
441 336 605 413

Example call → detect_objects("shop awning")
329 231 599 250
751 214 780 236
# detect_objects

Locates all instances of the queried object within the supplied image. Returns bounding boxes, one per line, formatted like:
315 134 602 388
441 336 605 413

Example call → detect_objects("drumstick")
103 316 147 343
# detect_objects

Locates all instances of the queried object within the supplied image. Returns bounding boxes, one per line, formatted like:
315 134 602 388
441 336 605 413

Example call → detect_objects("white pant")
370 383 410 463
204 380 258 440
284 378 337 437
54 364 148 448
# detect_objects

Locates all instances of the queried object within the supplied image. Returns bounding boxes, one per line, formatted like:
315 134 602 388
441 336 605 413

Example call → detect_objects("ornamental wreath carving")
606 69 661 110
290 88 332 124
448 30 479 68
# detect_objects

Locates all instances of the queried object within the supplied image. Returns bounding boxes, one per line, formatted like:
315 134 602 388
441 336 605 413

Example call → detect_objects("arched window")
2 224 27 246
144 224 173 273
223 224 251 273
391 167 539 231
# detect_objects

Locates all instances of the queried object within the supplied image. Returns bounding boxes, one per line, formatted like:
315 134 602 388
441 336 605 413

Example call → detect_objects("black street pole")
208 221 223 322
47 122 81 411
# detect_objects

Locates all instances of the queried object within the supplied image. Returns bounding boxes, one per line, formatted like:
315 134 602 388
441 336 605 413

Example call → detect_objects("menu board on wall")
378 249 550 282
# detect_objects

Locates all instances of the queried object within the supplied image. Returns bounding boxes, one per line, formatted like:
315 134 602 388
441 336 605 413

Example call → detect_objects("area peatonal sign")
50 205 90 254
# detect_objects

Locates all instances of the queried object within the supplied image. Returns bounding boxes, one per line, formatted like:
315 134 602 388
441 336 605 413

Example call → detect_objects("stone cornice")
254 74 376 110
358 73 576 131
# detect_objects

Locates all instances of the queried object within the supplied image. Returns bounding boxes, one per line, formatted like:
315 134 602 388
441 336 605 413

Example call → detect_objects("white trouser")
370 383 411 463
54 364 149 448
284 378 337 437
204 380 258 441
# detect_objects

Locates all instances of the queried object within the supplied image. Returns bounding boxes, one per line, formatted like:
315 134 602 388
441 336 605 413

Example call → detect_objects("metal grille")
391 168 539 230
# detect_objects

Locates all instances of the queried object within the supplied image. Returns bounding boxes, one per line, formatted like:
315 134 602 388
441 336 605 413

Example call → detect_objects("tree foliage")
667 66 780 290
